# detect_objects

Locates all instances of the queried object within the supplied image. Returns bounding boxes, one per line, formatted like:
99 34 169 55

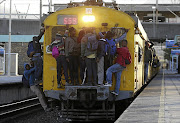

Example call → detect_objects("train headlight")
82 15 95 22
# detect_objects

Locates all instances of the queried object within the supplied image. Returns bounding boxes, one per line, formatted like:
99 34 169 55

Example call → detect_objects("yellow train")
43 5 159 121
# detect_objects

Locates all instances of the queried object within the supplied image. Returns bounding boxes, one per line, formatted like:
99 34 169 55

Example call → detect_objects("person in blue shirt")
24 63 52 112
104 28 129 78
24 63 36 86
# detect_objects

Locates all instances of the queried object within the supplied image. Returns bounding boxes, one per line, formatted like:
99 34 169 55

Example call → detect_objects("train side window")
52 26 67 42
138 46 142 62
111 27 125 39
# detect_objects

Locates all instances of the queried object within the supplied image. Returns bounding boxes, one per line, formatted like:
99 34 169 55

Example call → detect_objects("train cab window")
46 26 67 54
51 26 67 41
111 27 125 39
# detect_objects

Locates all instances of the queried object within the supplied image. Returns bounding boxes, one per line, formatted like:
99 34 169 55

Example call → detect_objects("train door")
134 34 144 90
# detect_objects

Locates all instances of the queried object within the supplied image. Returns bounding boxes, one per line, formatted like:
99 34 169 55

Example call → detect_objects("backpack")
122 54 131 65
87 35 98 51
124 58 131 65
52 46 59 59
105 39 116 55
22 75 30 88
27 41 35 57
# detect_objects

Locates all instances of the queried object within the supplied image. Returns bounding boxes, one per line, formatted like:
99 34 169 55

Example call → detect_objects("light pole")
152 6 156 38
156 0 158 24
7 0 12 76
40 0 42 29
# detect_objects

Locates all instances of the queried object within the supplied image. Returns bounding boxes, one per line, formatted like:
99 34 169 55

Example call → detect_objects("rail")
0 97 42 121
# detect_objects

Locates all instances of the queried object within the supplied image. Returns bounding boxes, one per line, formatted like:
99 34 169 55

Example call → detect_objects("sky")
0 0 180 19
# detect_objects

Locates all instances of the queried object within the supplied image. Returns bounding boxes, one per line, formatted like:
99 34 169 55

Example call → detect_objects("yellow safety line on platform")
158 70 165 123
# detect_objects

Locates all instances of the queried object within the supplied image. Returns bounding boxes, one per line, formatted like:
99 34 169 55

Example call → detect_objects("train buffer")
115 69 180 122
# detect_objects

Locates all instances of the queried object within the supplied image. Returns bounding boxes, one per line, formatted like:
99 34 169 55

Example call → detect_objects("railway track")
0 97 43 122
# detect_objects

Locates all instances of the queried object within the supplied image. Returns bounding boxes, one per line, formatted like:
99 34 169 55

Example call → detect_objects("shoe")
45 108 53 112
98 84 103 86
92 83 98 86
57 83 61 88
111 91 118 96
65 82 72 86
75 83 80 86
81 83 87 86
104 82 112 87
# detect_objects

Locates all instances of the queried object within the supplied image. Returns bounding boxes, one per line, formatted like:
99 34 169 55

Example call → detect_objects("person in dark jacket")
96 32 106 85
105 40 131 96
51 33 69 88
144 41 152 83
24 63 52 112
31 27 45 82
65 27 80 85
81 27 97 86
77 29 86 82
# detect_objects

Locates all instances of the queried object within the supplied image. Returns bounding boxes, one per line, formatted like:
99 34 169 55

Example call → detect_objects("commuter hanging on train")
23 62 52 112
81 27 98 86
144 41 152 84
104 28 129 78
96 32 106 86
65 27 80 85
27 25 44 83
50 32 69 88
105 39 131 96
77 29 86 83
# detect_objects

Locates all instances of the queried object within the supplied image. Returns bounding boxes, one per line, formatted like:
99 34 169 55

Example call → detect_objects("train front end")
43 6 135 121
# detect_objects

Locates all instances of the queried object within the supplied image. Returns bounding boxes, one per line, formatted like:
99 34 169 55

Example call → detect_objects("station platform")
115 69 180 123
0 75 22 85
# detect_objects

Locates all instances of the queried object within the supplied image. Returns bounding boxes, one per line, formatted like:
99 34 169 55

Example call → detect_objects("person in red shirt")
104 40 131 96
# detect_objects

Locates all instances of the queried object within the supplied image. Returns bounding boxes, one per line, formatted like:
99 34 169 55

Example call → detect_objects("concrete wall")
0 83 35 105
142 22 180 40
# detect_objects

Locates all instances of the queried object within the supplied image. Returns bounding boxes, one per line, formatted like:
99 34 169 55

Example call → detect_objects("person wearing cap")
24 63 52 112
144 41 152 83
32 31 44 83
50 32 69 88
65 27 80 85
96 32 106 86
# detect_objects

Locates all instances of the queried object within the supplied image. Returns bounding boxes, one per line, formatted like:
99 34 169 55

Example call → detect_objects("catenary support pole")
40 0 42 29
7 0 12 76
